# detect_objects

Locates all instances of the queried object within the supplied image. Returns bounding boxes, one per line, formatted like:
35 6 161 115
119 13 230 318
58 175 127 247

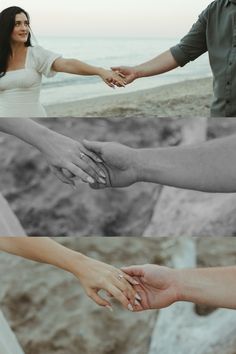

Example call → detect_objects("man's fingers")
111 66 121 72
83 140 104 155
121 266 145 277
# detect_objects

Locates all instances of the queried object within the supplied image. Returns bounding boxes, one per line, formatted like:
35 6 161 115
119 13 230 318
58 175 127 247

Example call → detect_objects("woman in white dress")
0 6 126 117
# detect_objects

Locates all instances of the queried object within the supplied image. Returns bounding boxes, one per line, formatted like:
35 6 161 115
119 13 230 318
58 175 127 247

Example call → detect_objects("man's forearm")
134 50 178 78
176 266 236 309
0 237 85 273
134 135 236 192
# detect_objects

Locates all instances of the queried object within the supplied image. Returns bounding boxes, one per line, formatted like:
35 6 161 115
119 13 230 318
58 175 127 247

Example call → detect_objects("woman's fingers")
73 154 107 184
87 289 111 308
112 272 141 307
122 272 140 286
50 166 75 185
107 284 134 311
79 145 103 163
111 76 126 87
66 162 95 184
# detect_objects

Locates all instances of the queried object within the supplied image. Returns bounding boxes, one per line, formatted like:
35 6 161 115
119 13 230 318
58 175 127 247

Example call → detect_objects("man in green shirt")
113 0 236 117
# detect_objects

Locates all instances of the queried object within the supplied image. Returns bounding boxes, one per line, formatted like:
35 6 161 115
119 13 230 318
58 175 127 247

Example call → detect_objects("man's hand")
82 140 138 188
122 264 179 311
111 66 138 84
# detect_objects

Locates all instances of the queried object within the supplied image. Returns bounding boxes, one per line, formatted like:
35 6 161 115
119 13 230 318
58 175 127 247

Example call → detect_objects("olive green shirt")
170 0 236 117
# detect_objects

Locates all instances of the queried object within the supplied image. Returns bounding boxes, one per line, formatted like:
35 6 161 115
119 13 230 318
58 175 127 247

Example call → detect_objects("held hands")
98 68 126 88
111 66 138 84
39 131 107 187
82 140 139 188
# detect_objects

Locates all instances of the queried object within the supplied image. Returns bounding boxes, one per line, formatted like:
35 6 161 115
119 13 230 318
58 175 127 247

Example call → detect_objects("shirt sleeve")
170 6 210 67
31 46 62 77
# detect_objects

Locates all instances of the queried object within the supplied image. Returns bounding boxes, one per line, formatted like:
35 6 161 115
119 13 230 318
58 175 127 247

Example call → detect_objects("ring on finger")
80 152 86 160
117 273 124 280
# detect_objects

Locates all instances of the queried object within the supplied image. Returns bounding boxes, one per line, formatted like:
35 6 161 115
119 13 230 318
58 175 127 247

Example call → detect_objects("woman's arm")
0 237 139 311
0 118 106 186
52 58 126 88
123 264 236 310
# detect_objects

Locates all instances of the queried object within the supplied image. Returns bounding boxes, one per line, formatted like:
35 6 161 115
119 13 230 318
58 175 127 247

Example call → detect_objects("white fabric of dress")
0 311 25 354
0 46 61 117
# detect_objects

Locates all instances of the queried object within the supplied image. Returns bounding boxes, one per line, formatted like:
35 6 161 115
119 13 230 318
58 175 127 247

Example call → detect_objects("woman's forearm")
176 266 236 309
135 135 236 192
0 237 84 273
52 58 103 76
0 118 55 151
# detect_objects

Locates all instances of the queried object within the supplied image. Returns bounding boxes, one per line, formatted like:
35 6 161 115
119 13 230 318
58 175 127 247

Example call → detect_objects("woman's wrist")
33 126 61 154
56 247 88 275
96 67 107 77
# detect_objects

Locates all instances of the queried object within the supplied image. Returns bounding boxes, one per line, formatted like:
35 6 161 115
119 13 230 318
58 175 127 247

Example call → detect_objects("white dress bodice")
0 46 60 117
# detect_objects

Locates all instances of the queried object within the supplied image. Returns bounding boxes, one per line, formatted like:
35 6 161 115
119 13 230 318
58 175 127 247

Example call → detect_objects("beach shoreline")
46 77 213 117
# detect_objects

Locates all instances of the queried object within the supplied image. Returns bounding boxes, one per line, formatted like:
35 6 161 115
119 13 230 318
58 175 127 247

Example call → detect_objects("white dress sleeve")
31 45 61 77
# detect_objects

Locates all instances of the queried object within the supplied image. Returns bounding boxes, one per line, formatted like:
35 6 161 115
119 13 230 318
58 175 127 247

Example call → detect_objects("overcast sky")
1 0 211 37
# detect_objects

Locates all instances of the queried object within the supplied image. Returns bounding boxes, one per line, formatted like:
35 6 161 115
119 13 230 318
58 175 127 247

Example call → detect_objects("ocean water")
37 36 211 106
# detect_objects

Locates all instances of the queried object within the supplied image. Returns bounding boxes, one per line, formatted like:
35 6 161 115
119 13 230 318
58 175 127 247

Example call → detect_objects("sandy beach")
46 78 213 117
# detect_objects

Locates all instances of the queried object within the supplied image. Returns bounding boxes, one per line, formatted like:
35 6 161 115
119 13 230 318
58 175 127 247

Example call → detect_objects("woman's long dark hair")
0 6 32 78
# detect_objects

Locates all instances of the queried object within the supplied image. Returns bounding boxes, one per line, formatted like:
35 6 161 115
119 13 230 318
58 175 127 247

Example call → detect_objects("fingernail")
105 305 113 312
135 300 140 306
87 176 95 184
99 170 106 178
135 293 142 301
98 177 106 184
128 304 134 312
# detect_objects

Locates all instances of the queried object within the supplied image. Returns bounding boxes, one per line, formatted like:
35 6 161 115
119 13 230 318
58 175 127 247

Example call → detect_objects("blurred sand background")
0 237 236 354
46 78 212 118
0 116 236 236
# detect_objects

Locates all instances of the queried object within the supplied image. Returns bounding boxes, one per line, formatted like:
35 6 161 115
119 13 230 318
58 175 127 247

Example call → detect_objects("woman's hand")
38 131 107 186
97 68 126 88
53 58 126 88
73 255 143 311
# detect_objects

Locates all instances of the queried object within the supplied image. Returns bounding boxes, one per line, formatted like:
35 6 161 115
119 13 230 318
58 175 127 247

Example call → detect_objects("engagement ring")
80 152 86 160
